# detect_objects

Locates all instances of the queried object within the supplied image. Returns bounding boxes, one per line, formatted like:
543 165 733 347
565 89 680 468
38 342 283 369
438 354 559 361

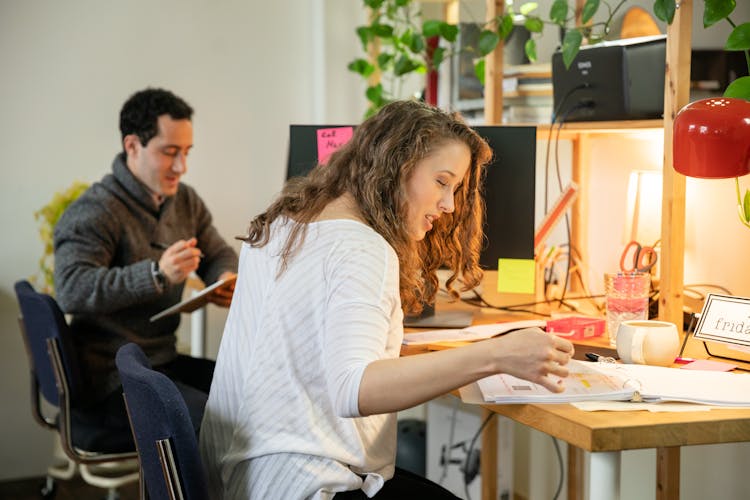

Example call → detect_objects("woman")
200 100 574 499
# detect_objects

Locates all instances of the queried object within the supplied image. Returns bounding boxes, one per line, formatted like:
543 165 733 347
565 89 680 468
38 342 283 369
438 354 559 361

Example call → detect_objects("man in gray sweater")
54 88 238 434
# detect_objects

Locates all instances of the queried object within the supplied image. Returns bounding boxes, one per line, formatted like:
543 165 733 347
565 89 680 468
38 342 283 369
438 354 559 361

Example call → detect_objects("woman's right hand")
487 327 575 393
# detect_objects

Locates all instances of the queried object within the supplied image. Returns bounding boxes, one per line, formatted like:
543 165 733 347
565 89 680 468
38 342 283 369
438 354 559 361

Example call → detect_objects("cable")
463 412 495 500
437 397 461 486
551 437 564 500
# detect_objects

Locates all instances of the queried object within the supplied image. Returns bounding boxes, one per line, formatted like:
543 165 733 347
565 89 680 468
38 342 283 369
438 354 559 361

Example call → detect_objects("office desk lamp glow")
672 97 750 226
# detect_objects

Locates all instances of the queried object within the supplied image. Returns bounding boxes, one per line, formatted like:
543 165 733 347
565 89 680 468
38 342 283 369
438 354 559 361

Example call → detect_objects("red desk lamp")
673 97 750 226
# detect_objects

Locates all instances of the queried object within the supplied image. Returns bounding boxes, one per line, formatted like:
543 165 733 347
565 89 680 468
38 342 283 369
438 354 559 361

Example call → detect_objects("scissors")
619 240 658 273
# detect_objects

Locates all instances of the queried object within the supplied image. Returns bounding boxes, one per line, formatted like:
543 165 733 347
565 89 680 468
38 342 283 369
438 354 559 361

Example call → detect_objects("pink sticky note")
681 359 737 372
316 127 354 165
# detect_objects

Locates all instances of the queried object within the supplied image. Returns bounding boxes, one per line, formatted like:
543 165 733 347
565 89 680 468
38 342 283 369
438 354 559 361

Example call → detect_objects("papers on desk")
402 319 546 345
476 360 750 406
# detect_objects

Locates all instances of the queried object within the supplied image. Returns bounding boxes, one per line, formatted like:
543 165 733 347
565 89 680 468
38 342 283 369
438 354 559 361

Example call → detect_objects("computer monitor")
286 124 537 327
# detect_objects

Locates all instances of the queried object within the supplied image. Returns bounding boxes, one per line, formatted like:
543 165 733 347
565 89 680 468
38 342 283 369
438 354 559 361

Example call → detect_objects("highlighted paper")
497 258 535 294
316 127 354 165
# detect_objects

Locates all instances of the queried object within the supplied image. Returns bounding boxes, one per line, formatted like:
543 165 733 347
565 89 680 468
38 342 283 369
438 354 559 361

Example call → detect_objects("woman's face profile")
403 140 470 241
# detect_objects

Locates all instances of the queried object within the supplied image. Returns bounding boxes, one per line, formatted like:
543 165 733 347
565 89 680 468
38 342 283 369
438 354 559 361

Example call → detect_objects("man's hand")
158 238 201 284
207 271 236 307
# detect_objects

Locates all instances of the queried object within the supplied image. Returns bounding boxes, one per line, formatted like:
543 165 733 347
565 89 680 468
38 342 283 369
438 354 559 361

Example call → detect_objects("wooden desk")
405 302 750 500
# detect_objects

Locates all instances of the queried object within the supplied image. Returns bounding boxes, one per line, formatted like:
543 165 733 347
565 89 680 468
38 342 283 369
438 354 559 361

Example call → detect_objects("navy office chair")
14 280 138 499
116 342 210 500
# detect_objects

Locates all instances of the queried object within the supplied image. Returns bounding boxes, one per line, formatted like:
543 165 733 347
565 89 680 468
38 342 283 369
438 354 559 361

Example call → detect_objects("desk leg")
191 306 207 358
656 446 680 500
587 451 620 500
568 446 584 500
480 408 497 500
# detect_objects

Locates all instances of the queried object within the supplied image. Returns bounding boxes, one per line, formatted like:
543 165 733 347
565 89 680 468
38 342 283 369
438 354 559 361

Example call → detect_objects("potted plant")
33 181 88 294
349 0 749 114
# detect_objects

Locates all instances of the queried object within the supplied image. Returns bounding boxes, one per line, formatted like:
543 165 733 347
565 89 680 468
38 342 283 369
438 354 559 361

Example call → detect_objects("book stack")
502 62 554 124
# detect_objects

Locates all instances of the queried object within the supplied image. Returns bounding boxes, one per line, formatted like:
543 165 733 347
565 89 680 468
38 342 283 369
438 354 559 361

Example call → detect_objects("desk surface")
405 300 750 453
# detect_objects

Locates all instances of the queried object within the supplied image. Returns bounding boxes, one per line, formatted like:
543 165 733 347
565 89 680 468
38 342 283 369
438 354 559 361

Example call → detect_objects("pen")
585 352 602 362
151 242 205 258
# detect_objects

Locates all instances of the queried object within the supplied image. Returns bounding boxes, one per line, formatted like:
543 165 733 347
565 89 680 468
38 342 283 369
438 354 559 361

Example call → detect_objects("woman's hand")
487 327 575 393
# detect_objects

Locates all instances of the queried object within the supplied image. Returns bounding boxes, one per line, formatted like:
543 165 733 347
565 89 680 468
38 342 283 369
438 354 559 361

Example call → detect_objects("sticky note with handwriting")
497 258 535 294
316 127 354 165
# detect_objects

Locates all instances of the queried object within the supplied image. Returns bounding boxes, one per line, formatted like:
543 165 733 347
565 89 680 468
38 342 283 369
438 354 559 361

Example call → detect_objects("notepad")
476 360 750 406
150 276 236 322
402 319 546 345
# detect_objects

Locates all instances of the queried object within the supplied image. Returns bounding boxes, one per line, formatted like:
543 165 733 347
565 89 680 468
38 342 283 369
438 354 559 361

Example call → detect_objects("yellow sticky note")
497 258 535 294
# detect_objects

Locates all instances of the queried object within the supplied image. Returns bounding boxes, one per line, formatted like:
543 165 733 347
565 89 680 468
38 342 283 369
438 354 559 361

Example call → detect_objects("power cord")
551 437 564 500
463 412 495 500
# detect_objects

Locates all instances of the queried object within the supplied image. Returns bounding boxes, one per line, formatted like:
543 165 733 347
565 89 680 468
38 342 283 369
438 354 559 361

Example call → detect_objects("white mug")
616 320 680 367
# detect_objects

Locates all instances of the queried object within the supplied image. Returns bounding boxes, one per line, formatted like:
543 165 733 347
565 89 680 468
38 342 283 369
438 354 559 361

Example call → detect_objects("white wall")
0 0 365 479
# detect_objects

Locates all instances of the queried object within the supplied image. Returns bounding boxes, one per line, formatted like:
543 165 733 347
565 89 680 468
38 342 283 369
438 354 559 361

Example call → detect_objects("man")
54 88 238 431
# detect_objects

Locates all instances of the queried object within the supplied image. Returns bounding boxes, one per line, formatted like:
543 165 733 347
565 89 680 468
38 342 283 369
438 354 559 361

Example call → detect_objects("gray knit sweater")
53 154 239 399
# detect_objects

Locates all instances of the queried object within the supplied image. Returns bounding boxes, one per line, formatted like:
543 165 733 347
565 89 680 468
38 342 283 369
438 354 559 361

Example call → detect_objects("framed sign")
694 293 750 363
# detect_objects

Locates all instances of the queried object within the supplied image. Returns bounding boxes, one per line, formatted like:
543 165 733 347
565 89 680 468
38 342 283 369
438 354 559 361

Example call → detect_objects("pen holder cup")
616 320 680 367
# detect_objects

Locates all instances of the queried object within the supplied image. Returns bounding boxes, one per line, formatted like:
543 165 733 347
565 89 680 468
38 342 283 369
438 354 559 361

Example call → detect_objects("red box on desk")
546 316 605 340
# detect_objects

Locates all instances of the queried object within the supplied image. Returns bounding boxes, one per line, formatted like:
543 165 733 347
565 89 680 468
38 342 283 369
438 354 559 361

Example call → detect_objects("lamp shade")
673 97 750 179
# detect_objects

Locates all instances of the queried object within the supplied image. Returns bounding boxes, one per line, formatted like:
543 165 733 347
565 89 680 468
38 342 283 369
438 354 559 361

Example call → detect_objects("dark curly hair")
244 99 491 314
119 88 193 151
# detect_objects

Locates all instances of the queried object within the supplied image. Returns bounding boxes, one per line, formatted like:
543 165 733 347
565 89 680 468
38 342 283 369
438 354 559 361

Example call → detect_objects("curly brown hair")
244 99 491 314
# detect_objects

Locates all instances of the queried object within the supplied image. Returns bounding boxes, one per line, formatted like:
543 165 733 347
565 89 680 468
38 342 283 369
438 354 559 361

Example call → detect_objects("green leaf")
704 0 736 28
356 26 372 51
519 2 539 16
394 0 410 7
440 23 459 43
366 84 383 105
743 189 750 225
372 23 394 38
348 58 374 77
377 52 393 69
409 33 425 53
394 55 419 76
524 16 544 33
400 29 413 47
423 19 441 38
562 29 583 69
524 38 537 62
432 46 446 67
474 59 486 85
726 22 750 50
498 14 514 40
724 76 750 100
364 0 384 9
581 0 601 24
478 30 500 56
653 0 676 24
549 0 568 25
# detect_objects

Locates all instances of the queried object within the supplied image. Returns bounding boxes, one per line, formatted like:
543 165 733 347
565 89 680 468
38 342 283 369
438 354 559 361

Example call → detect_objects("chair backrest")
14 280 82 407
116 342 209 500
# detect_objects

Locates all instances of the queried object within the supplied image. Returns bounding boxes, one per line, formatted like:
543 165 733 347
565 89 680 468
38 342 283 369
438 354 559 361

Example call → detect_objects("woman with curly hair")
200 100 574 499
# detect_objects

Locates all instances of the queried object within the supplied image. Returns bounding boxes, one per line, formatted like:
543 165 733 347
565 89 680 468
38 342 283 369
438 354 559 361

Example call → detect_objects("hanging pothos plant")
348 0 750 116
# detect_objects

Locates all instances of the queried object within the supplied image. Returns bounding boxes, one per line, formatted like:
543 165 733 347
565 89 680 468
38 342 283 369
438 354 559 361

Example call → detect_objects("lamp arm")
735 177 750 228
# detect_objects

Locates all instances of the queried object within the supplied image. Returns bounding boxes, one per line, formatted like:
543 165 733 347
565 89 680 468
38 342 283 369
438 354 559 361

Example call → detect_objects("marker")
585 352 602 362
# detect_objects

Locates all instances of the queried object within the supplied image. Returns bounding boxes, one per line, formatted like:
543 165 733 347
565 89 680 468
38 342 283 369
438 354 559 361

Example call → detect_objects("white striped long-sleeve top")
200 218 404 499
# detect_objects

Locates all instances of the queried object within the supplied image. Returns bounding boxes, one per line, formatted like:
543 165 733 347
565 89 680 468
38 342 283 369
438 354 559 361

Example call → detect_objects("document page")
402 319 546 345
477 360 634 403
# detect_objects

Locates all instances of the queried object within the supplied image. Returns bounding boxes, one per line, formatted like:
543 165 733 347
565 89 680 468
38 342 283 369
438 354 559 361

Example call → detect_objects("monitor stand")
403 302 474 329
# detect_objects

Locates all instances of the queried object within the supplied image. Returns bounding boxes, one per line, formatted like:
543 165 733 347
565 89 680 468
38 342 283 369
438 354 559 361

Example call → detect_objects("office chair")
116 342 210 500
14 280 139 499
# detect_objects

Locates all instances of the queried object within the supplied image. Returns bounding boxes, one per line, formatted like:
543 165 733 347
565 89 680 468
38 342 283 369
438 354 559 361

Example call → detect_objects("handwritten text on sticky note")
316 127 354 165
497 258 535 294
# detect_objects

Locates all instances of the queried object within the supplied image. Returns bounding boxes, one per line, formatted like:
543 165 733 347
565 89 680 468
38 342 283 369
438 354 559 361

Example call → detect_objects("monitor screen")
286 124 536 269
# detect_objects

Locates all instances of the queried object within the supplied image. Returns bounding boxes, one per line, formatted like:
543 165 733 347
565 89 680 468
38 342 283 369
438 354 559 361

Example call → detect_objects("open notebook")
477 360 750 406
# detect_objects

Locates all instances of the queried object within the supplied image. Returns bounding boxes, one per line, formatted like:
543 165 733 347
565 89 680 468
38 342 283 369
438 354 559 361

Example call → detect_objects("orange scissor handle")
620 241 657 273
